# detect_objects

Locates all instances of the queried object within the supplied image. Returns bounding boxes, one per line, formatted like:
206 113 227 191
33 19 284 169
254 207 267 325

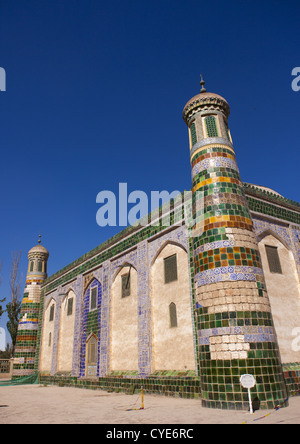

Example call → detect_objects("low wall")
40 372 202 400
0 359 13 379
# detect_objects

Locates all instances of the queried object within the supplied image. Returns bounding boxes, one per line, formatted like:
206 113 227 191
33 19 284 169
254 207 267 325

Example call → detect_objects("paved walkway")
0 385 299 424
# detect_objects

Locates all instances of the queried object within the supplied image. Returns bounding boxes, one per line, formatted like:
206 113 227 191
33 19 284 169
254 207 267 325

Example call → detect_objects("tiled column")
72 275 84 377
13 241 49 379
137 241 152 376
183 86 287 410
99 260 111 376
51 290 62 375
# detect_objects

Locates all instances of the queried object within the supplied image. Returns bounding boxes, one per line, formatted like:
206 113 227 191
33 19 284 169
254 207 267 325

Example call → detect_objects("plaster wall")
110 265 139 371
151 243 195 371
57 290 75 372
259 234 300 363
40 299 56 372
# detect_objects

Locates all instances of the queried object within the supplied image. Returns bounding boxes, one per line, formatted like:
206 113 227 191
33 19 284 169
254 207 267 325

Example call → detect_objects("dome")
183 92 229 110
28 236 49 258
183 90 230 124
28 244 49 255
244 183 284 198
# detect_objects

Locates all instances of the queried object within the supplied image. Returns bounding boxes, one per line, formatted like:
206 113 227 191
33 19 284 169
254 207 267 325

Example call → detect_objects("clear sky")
0 0 299 342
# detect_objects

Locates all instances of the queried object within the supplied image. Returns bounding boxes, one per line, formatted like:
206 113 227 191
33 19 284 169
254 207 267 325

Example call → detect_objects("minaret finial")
38 234 42 244
200 74 207 93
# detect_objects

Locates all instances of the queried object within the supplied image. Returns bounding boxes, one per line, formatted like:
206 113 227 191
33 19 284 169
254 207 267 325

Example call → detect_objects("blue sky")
0 0 299 342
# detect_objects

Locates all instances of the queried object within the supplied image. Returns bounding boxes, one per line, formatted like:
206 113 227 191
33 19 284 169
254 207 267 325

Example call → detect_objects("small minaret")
183 77 287 410
12 236 49 379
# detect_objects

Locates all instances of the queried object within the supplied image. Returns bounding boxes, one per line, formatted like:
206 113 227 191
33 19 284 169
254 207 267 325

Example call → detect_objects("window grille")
164 254 178 284
169 302 178 328
190 122 197 146
265 245 282 274
49 305 55 322
90 287 98 310
205 116 219 137
67 297 73 316
122 274 131 298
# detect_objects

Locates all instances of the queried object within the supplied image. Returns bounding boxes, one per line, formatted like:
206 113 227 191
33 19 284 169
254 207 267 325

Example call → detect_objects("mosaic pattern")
195 246 262 273
70 275 84 377
137 241 152 376
198 326 277 346
98 261 110 377
194 265 264 287
192 156 240 177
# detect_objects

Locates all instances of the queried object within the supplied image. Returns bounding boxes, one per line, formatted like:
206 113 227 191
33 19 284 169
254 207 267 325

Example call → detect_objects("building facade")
13 83 300 410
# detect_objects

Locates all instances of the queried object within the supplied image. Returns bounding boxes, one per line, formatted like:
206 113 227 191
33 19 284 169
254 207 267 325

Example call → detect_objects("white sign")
0 327 6 352
240 374 256 414
240 374 256 389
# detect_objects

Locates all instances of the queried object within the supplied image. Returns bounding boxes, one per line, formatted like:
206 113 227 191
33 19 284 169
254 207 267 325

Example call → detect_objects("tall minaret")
183 78 287 410
12 236 49 379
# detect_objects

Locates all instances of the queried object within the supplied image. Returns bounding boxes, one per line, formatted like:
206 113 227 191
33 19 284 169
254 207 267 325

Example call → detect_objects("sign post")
240 374 256 414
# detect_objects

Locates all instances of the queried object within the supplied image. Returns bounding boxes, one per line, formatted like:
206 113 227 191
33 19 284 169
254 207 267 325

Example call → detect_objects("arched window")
86 335 98 378
87 335 98 365
265 245 282 274
48 332 52 347
205 116 219 137
38 261 43 272
121 273 131 298
169 302 178 328
90 286 98 311
67 297 74 316
164 254 178 284
30 261 34 272
49 304 55 322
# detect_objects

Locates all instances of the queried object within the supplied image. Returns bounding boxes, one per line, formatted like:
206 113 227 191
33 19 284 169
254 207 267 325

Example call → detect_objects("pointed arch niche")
258 230 300 363
79 278 102 379
110 263 138 372
40 297 57 373
150 242 195 371
57 289 76 373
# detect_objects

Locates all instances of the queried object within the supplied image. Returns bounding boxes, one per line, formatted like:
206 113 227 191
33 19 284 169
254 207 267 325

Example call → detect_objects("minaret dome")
27 235 49 280
183 77 231 152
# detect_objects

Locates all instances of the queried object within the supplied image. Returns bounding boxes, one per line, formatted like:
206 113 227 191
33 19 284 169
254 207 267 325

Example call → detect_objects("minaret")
183 78 287 410
12 236 49 379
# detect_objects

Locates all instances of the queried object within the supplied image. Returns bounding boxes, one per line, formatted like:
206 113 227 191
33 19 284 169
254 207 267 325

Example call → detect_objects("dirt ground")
0 384 299 425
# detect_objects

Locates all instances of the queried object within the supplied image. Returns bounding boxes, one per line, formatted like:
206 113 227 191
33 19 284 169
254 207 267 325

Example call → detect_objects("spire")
38 234 42 244
200 74 207 93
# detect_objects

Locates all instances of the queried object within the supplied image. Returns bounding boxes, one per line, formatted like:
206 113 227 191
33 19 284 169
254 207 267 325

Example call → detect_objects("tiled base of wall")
39 368 297 410
40 373 202 400
283 363 300 397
